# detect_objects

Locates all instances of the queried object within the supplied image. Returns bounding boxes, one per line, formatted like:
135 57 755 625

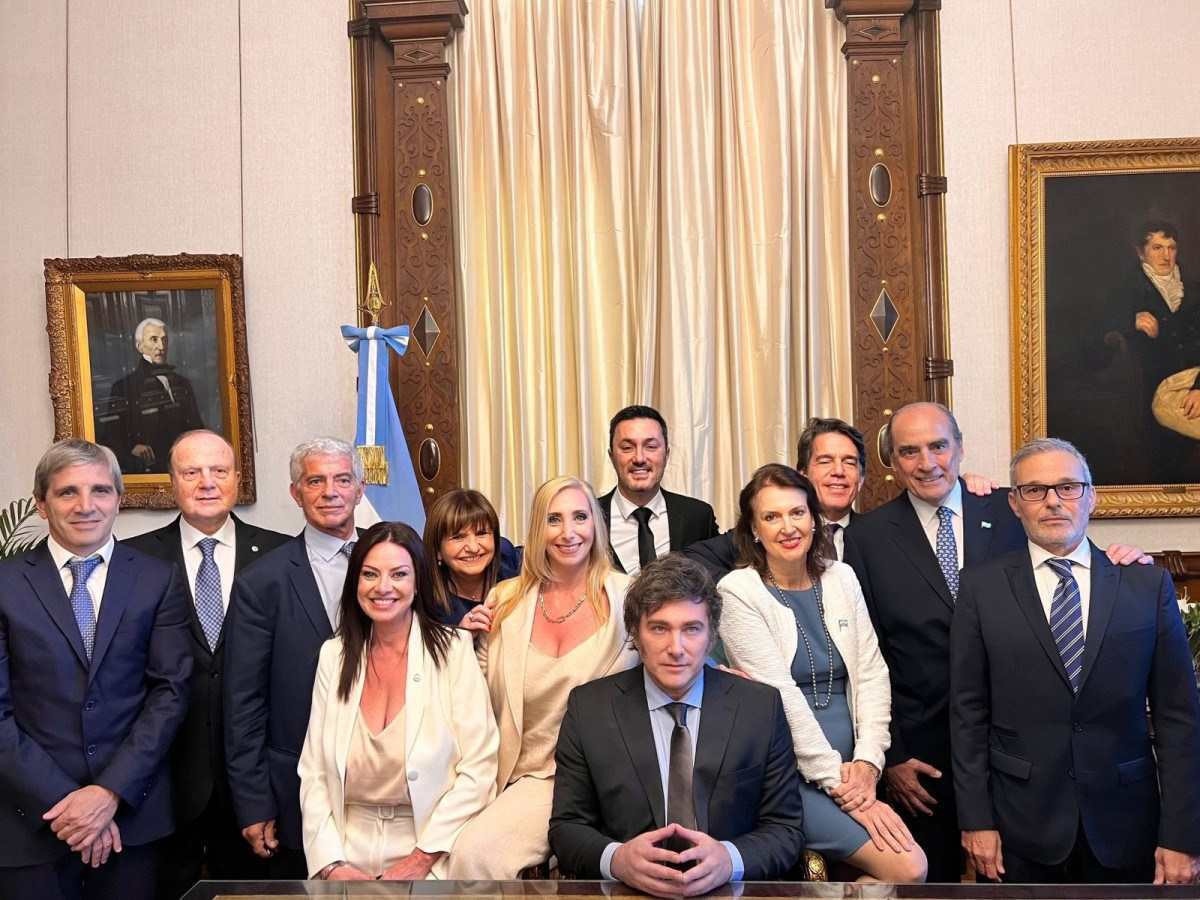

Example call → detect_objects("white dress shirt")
304 524 353 627
1028 539 1093 633
599 668 744 881
179 515 237 610
47 535 116 618
908 480 964 570
610 488 670 576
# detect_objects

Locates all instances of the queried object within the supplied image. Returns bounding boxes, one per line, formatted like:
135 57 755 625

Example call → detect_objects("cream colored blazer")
477 572 640 790
717 561 891 789
298 625 499 878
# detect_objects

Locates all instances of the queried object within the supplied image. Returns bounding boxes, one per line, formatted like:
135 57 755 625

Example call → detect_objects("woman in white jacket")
299 522 499 881
717 464 926 882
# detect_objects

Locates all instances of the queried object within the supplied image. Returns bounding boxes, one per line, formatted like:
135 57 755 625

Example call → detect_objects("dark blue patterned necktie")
935 506 959 599
68 555 102 659
1047 558 1085 693
195 537 223 651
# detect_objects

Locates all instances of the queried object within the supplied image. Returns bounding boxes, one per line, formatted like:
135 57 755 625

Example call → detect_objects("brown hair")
423 489 503 615
733 464 831 584
623 554 722 646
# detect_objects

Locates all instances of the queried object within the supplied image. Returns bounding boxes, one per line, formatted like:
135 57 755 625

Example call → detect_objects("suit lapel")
161 517 212 654
1078 545 1118 693
887 495 954 609
336 648 368 782
90 545 134 681
290 537 333 640
500 588 536 739
25 547 90 669
662 490 685 552
961 488 998 567
612 668 665 828
598 491 627 574
1006 555 1072 690
692 669 735 835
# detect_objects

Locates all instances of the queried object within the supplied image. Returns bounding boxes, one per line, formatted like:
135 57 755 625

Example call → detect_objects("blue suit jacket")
951 544 1200 868
0 542 192 866
223 532 332 851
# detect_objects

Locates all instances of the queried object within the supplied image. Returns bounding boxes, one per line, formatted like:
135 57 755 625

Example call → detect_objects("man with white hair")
105 317 204 473
223 438 364 878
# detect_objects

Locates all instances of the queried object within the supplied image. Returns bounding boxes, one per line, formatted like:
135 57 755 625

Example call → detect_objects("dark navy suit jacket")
0 542 192 866
951 544 1200 868
223 532 332 852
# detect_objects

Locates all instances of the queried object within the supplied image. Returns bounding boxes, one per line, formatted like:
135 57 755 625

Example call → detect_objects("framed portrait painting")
1011 138 1200 518
44 253 256 509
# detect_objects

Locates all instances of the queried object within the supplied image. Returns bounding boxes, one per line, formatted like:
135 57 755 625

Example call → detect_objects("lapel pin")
981 521 992 529
838 618 848 630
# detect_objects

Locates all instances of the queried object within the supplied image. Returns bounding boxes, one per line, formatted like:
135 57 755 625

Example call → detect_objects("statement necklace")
538 587 587 624
764 570 835 709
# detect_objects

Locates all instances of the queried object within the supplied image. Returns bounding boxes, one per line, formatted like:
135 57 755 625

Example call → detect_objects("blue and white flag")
341 324 426 532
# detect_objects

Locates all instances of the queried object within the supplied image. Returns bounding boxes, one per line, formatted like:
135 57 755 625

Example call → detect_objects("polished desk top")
180 881 1200 899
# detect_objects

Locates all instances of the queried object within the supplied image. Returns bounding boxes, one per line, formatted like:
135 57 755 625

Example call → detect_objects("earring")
753 533 761 544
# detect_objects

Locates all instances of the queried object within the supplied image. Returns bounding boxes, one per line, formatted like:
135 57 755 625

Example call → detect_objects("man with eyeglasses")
125 429 289 899
951 437 1200 885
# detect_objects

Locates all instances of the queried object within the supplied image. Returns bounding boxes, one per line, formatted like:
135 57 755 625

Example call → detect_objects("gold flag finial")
360 262 390 325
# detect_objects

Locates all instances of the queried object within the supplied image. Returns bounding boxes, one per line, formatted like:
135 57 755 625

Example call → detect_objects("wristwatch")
316 860 347 879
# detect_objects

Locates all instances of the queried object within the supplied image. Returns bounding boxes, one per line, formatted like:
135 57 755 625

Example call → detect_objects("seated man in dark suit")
0 440 192 900
952 437 1200 884
549 555 805 897
224 437 365 878
105 318 204 474
123 429 289 899
598 405 719 575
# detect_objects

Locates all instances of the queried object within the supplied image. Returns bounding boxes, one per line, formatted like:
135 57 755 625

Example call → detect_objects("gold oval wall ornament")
418 437 441 480
412 183 433 226
869 163 892 207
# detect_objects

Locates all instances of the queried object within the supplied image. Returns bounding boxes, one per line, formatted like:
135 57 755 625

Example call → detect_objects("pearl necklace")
537 587 587 623
764 570 835 709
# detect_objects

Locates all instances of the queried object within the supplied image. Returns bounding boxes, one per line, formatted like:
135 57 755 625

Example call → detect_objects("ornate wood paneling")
1153 551 1200 605
827 0 948 511
350 1 466 505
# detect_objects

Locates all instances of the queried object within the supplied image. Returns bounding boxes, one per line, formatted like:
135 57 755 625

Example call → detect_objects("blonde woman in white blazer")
299 523 499 881
448 476 640 879
717 465 926 883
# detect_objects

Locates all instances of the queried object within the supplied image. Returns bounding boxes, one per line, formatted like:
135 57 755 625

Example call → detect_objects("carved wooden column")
350 0 467 504
827 0 950 510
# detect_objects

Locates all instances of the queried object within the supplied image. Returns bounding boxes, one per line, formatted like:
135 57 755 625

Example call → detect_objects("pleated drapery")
449 0 849 532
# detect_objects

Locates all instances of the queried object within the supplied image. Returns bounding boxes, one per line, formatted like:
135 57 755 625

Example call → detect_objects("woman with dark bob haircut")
717 464 926 883
299 522 499 881
423 489 522 627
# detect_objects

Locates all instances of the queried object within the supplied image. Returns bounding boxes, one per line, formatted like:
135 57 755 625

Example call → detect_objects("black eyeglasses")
1014 482 1091 502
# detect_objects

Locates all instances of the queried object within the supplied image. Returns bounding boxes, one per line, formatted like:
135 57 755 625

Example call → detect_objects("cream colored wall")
942 0 1200 551
0 0 357 537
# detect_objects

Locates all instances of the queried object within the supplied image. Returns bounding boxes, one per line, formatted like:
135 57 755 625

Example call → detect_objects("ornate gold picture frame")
44 253 255 509
1011 138 1200 517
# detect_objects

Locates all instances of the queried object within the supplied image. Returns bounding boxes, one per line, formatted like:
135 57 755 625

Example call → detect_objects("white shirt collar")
825 512 852 529
644 664 706 712
180 514 236 551
1028 537 1093 571
304 522 353 562
614 487 667 522
47 534 115 569
907 479 963 527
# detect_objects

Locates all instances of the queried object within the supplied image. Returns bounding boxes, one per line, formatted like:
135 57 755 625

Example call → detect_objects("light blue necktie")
1047 558 1085 693
68 555 102 660
195 537 224 651
935 506 959 599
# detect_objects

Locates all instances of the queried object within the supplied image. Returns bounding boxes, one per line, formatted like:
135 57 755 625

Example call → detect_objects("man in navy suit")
843 402 1148 882
223 437 364 878
951 438 1200 884
598 406 720 576
124 429 288 898
550 555 805 896
0 440 191 900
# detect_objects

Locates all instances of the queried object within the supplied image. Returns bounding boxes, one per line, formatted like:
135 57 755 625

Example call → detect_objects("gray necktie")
665 702 697 831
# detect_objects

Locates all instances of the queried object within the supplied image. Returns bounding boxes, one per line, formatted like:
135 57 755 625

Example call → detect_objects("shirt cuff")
722 840 744 881
600 842 621 880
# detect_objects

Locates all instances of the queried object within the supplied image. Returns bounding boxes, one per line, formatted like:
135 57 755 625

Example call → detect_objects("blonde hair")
491 476 613 627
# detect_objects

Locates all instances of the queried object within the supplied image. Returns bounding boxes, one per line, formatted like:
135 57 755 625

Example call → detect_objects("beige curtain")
451 0 849 532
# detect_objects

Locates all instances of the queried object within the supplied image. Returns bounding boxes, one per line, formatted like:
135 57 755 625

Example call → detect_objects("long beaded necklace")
537 586 588 623
764 569 835 709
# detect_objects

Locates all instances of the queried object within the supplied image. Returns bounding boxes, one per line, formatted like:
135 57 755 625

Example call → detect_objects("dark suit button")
84 701 96 711
86 744 97 756
1068 768 1075 779
15 808 23 817
1072 722 1083 733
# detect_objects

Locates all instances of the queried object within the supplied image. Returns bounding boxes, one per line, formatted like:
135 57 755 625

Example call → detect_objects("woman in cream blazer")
717 464 926 883
447 476 639 879
299 523 499 881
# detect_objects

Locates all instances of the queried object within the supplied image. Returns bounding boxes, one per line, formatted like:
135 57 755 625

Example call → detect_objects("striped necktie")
1046 557 1085 693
